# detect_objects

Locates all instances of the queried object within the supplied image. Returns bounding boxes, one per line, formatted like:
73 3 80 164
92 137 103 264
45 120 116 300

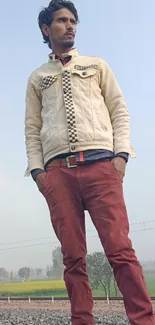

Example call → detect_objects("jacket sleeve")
99 59 135 158
24 75 44 176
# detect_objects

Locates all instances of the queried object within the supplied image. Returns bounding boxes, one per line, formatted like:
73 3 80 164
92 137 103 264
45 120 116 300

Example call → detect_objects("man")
24 1 155 324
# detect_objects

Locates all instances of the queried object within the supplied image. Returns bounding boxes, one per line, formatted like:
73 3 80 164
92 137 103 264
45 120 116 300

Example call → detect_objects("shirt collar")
48 48 78 62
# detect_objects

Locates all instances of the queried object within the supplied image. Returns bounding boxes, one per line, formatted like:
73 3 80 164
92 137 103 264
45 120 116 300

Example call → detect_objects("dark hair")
38 0 79 48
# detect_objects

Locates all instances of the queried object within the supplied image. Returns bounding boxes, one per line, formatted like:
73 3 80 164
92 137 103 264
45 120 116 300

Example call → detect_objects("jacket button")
71 146 76 151
82 71 87 76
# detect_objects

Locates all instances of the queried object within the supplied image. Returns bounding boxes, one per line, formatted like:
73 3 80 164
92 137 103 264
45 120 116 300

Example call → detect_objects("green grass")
144 273 155 295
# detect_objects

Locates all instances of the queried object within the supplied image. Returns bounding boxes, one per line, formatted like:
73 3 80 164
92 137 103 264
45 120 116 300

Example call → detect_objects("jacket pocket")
71 68 98 89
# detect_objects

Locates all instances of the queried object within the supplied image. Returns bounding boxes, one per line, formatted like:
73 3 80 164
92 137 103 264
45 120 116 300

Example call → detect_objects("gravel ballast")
0 309 129 325
0 301 154 325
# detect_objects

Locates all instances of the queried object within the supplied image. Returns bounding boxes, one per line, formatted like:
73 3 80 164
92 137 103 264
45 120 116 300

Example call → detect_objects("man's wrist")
31 169 45 181
114 152 129 163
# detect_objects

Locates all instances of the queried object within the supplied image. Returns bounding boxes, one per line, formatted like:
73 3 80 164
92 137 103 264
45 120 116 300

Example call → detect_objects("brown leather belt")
47 155 77 168
47 156 111 169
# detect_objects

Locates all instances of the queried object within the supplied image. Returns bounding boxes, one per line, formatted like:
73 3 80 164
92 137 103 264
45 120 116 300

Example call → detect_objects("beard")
60 39 75 49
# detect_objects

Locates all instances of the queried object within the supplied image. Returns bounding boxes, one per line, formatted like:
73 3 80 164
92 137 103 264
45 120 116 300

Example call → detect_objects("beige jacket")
24 48 135 176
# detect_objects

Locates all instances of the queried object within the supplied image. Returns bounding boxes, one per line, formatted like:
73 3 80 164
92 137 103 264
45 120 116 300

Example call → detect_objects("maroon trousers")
42 160 155 325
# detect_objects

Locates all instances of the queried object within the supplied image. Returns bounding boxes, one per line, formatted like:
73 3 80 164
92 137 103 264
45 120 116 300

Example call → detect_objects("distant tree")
10 271 14 281
18 267 30 280
86 252 115 297
36 268 42 277
51 246 64 279
12 272 19 281
0 268 9 281
113 278 120 297
30 268 35 278
46 265 53 278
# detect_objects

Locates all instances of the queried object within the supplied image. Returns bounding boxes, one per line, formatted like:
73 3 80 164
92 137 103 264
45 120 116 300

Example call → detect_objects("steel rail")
0 296 155 301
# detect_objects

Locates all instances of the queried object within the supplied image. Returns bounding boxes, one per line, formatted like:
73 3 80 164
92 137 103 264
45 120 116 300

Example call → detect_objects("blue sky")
0 0 155 270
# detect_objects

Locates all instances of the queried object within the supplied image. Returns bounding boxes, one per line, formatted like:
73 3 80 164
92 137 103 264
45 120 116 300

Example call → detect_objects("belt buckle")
66 156 77 168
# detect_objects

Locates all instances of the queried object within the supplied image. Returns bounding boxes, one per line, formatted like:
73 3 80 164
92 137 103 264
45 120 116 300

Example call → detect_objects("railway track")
0 296 155 301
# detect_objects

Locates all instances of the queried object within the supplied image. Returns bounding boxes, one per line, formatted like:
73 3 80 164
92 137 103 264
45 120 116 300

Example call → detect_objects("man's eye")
59 18 66 22
71 20 76 25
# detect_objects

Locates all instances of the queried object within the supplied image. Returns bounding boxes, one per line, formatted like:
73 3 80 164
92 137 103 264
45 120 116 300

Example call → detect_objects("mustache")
65 30 75 37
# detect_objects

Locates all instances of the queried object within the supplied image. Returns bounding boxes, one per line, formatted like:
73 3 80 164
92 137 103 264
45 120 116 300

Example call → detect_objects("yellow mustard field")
0 280 66 295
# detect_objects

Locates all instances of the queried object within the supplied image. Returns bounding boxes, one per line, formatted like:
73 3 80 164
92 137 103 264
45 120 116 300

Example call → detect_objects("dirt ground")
0 300 155 314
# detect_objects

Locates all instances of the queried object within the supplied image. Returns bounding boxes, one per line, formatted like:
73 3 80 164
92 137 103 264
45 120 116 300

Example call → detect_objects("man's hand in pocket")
36 172 47 192
111 157 126 179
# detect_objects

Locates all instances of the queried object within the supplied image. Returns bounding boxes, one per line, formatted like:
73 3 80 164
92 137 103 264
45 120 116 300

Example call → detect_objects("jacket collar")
48 48 78 62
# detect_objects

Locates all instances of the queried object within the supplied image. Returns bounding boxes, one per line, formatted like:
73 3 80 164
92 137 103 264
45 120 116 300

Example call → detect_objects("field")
0 280 66 297
0 273 155 298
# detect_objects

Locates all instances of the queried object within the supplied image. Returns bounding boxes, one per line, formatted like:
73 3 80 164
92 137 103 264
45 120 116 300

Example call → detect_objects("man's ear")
41 24 50 37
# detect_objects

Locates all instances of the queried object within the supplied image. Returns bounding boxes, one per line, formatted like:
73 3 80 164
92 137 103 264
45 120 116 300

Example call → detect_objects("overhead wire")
0 226 155 252
0 219 155 247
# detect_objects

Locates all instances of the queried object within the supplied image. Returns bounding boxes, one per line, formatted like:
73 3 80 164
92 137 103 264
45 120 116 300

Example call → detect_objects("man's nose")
66 20 74 29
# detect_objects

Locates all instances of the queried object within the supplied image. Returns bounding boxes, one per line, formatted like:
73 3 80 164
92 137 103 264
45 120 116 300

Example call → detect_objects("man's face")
42 8 77 49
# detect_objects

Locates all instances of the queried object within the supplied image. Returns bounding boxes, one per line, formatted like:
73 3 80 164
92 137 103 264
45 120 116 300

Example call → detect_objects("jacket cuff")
31 168 45 181
114 152 129 163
